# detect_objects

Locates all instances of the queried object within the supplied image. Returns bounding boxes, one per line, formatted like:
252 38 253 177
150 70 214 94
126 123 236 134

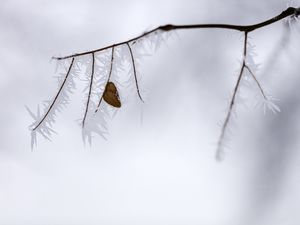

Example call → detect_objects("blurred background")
1 0 300 224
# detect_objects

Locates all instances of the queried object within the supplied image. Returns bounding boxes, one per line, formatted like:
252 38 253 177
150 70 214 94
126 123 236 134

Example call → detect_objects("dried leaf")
103 82 121 108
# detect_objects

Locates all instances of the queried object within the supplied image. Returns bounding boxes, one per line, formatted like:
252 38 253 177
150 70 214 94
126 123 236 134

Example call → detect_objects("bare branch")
107 46 115 81
95 46 115 113
244 65 267 100
52 7 297 60
31 6 300 152
126 42 144 102
32 58 75 131
216 32 248 160
82 53 95 128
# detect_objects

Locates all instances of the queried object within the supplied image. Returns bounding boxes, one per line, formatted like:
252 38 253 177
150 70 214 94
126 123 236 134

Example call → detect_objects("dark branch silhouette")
32 57 75 131
82 53 95 128
245 65 267 100
216 32 249 160
52 7 298 60
95 46 115 113
126 42 144 102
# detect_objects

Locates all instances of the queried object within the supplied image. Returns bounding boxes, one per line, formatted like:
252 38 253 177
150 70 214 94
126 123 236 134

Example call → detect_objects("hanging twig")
244 65 267 100
95 46 115 113
82 53 95 128
216 32 248 160
126 42 144 102
32 58 75 131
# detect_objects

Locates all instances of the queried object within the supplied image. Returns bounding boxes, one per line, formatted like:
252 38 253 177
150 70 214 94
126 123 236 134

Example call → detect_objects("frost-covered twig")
52 7 298 60
32 58 75 132
216 32 248 161
28 57 77 148
126 42 144 102
82 53 95 128
95 46 115 113
244 65 267 100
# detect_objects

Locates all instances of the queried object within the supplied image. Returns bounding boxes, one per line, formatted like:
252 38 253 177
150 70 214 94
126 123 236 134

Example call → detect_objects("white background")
1 0 300 224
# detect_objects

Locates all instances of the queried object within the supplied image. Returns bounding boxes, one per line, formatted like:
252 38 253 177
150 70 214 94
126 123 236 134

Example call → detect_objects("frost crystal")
255 94 281 114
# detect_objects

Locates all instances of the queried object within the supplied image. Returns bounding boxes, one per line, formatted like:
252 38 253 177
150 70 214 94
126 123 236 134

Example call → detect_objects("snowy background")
1 0 300 224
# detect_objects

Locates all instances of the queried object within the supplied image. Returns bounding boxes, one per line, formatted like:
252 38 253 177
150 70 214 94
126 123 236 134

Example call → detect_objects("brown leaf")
103 82 121 108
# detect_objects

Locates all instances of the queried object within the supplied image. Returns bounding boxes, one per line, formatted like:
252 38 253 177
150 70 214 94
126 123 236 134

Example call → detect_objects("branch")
95 46 115 113
244 65 267 100
30 6 299 151
126 42 144 102
32 58 75 131
82 53 95 128
216 32 248 161
52 7 298 60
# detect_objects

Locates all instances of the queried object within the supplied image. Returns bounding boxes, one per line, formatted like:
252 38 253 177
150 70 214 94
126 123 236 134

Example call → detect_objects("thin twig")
244 64 267 100
52 7 297 60
216 32 248 160
126 42 144 102
82 53 95 128
32 58 75 131
95 46 115 113
107 46 115 81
